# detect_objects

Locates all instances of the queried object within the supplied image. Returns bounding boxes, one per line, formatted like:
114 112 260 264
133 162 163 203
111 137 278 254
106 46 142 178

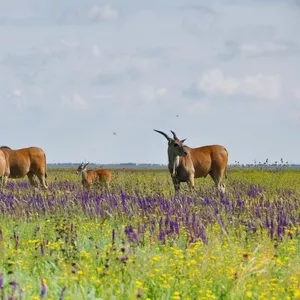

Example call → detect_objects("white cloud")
28 85 45 99
240 74 282 100
58 4 119 24
111 55 156 74
89 5 118 21
93 55 158 85
41 45 64 57
293 88 300 100
12 90 21 97
185 99 211 115
140 86 167 101
198 69 239 95
60 92 87 111
156 88 167 96
222 40 299 59
239 42 288 56
181 4 216 37
91 45 101 57
6 87 45 110
7 90 25 110
60 38 80 49
198 69 282 100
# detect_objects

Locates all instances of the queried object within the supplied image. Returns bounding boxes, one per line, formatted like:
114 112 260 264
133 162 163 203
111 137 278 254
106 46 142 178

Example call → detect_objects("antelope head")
76 162 90 174
154 129 187 157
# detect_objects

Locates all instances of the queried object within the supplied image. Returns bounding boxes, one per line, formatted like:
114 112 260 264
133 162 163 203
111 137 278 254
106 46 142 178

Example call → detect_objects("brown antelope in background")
154 130 228 193
76 162 111 190
0 146 48 189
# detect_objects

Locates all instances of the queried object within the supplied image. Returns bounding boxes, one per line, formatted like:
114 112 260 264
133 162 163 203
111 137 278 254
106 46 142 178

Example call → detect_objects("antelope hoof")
218 184 226 194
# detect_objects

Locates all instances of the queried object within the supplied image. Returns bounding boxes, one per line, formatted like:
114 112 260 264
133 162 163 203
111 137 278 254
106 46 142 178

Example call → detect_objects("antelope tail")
224 147 229 179
44 152 47 178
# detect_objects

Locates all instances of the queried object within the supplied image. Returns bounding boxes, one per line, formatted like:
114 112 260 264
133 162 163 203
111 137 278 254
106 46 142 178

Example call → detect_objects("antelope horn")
153 129 172 141
170 130 178 140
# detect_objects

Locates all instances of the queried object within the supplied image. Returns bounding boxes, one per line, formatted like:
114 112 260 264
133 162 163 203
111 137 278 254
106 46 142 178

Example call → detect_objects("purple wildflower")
40 279 47 298
124 225 138 243
0 273 3 289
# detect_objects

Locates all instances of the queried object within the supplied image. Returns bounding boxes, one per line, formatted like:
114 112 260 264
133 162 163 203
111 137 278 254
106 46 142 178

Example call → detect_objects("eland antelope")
154 130 228 193
76 162 111 190
0 146 48 189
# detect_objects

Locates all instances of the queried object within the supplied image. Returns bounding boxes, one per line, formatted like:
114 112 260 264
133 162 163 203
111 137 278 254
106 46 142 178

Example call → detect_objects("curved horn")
153 129 171 141
170 130 178 140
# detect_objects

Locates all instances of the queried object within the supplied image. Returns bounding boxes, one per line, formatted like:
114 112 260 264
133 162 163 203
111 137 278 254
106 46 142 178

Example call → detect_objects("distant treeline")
48 163 300 170
47 163 167 169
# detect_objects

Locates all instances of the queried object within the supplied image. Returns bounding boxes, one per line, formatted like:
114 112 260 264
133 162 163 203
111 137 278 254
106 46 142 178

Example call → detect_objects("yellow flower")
27 239 40 244
80 251 91 259
246 291 252 298
188 259 197 266
136 280 143 288
151 255 161 262
294 290 300 299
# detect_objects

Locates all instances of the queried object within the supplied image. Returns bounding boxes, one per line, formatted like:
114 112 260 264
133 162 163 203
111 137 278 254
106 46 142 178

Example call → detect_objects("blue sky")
0 0 299 164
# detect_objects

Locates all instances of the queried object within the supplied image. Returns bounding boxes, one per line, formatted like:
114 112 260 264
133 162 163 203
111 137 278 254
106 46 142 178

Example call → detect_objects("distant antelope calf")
76 162 111 190
0 146 48 190
154 130 228 194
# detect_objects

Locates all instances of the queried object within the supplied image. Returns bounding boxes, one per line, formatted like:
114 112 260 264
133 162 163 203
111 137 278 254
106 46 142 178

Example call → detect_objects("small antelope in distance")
76 162 111 190
154 130 228 194
0 146 48 190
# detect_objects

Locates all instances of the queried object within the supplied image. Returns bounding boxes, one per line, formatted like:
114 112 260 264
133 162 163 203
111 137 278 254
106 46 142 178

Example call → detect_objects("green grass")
0 168 299 299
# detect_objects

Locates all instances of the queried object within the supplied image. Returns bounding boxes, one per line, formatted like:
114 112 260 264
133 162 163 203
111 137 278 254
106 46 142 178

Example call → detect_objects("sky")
0 0 300 164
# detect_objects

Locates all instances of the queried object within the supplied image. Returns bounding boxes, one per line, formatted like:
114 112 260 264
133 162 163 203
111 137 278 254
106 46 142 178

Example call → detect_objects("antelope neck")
81 169 88 181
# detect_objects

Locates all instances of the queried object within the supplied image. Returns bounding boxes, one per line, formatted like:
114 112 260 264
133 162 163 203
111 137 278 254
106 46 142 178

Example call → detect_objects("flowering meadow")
0 168 299 299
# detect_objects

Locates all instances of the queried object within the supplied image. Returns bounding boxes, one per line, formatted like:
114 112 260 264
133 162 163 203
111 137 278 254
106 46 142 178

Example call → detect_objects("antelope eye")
174 144 178 147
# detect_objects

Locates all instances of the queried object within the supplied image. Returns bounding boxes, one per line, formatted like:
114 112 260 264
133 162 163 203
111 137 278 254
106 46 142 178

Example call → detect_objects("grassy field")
0 168 299 299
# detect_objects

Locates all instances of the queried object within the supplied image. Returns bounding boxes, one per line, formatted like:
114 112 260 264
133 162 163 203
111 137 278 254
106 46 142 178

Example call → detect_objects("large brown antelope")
0 146 48 189
76 162 111 190
154 130 228 193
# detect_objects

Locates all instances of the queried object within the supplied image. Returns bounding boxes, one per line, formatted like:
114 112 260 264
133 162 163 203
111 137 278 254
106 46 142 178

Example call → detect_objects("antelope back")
0 147 47 178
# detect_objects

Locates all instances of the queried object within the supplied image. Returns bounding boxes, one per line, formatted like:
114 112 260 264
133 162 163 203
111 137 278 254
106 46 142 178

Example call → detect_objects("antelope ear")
181 138 186 143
